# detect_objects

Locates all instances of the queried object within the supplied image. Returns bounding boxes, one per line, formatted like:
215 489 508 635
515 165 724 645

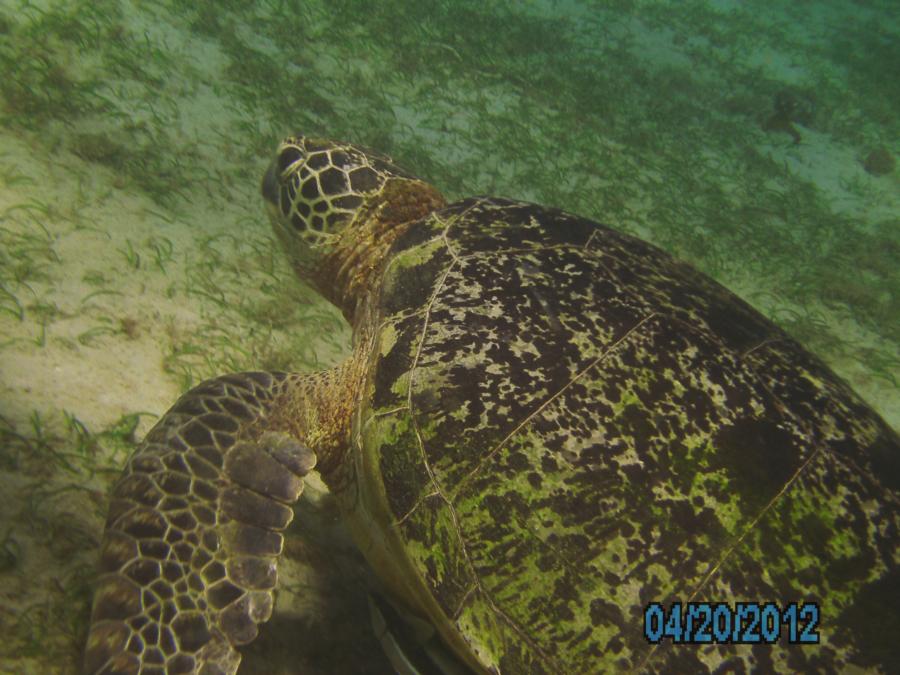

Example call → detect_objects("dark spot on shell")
836 568 900 669
541 454 559 473
868 432 900 492
826 544 875 585
506 451 529 472
481 494 511 525
411 385 440 413
796 513 830 558
712 417 801 510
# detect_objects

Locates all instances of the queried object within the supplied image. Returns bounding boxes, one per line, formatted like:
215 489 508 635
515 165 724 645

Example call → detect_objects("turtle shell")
355 197 898 673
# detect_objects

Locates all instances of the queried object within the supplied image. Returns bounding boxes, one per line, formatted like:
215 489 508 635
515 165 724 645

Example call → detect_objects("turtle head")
262 136 445 318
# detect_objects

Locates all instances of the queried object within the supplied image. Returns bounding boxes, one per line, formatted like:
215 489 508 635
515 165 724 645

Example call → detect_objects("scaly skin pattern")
360 196 899 673
83 372 323 675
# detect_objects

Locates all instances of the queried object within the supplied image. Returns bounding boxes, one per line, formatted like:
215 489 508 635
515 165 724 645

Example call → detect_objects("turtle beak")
261 162 280 206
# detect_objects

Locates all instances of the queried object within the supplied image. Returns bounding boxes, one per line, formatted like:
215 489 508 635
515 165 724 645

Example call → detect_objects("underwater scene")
0 0 898 673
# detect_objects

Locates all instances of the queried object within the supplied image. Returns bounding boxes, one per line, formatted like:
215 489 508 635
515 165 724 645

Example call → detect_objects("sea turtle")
84 136 899 674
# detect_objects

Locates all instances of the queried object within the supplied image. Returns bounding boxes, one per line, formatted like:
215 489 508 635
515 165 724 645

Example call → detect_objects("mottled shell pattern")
269 138 899 673
358 191 900 672
83 136 898 675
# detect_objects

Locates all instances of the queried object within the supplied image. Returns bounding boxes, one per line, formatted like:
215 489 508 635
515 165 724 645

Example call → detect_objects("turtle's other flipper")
83 372 316 675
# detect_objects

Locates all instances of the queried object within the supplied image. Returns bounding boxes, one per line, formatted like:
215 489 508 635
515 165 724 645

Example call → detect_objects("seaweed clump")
762 89 816 145
863 147 895 176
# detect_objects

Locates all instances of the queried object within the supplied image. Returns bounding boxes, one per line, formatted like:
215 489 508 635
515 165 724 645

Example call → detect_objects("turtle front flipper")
84 372 317 675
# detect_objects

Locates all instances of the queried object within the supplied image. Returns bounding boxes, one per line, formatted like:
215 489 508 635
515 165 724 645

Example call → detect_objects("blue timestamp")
644 601 820 645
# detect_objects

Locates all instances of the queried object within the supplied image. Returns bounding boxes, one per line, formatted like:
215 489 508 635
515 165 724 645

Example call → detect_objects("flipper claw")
84 373 318 675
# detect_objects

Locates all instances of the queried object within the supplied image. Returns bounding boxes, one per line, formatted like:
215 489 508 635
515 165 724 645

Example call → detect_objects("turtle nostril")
261 163 279 204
